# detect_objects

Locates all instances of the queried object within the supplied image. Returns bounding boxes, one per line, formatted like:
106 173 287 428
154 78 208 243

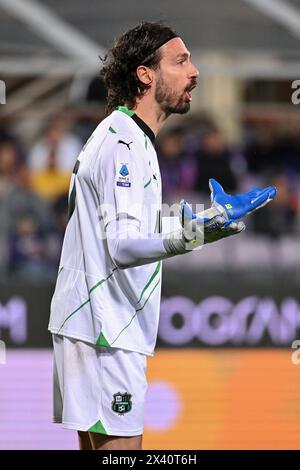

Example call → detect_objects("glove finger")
248 186 277 212
235 221 246 233
245 187 261 198
222 220 246 234
202 214 226 233
179 200 196 228
209 178 225 202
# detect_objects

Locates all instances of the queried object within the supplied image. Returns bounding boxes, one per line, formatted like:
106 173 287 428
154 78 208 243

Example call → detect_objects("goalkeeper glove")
163 179 277 254
209 178 277 225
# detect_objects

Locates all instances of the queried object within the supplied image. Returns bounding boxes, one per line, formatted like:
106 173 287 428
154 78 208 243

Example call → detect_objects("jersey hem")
53 418 143 436
49 327 155 357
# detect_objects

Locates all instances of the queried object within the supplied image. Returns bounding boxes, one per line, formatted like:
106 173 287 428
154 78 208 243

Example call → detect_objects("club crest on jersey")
111 392 132 415
117 163 131 187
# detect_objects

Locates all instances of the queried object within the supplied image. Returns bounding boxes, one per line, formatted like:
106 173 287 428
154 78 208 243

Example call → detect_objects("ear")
136 65 153 85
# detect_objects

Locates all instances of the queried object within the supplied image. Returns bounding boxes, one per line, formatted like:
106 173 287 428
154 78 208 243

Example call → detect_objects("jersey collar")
116 106 155 147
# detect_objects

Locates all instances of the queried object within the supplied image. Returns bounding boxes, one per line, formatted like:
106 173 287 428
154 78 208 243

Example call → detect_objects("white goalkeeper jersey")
48 106 162 356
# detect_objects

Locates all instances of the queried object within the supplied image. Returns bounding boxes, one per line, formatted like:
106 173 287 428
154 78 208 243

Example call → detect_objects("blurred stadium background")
1 0 300 450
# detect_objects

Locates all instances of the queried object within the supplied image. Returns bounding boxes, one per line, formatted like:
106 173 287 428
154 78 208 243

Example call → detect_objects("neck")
131 95 168 137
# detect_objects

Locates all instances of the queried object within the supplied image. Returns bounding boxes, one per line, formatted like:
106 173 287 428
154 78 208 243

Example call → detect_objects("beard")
155 73 191 117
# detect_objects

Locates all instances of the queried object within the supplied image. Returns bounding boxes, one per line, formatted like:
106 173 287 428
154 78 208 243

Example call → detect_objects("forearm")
106 219 187 269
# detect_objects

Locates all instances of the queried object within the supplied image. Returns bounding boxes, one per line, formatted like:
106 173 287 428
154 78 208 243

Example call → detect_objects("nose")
190 62 199 79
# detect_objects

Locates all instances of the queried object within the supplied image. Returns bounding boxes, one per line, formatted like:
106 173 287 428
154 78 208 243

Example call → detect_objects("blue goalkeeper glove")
163 179 277 253
179 199 245 247
209 178 277 227
179 179 277 248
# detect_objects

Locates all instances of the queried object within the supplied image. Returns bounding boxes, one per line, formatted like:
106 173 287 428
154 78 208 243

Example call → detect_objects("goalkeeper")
48 21 277 451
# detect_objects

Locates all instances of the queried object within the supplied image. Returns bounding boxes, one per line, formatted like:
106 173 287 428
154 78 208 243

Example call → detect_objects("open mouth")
185 84 196 101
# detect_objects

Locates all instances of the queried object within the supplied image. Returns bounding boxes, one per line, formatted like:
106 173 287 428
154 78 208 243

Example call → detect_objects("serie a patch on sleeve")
116 163 131 187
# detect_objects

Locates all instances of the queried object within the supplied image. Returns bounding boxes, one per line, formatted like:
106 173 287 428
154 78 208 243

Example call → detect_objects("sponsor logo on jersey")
111 392 132 414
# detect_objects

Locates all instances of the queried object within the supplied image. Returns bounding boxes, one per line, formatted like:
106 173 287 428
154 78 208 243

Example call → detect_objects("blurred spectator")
158 127 198 203
8 214 57 282
275 134 300 174
251 174 298 238
45 194 69 268
0 138 17 196
29 121 81 201
0 131 26 166
28 120 82 173
0 138 51 276
30 152 71 202
244 126 282 175
196 127 238 196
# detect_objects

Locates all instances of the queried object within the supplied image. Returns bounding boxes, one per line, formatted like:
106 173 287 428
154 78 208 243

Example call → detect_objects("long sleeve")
106 217 185 269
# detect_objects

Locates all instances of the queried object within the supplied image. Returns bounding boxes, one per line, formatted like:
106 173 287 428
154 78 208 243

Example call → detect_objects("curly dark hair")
100 22 178 114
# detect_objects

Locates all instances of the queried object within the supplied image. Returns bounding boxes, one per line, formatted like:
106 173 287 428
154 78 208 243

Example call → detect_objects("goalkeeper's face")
154 37 199 116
